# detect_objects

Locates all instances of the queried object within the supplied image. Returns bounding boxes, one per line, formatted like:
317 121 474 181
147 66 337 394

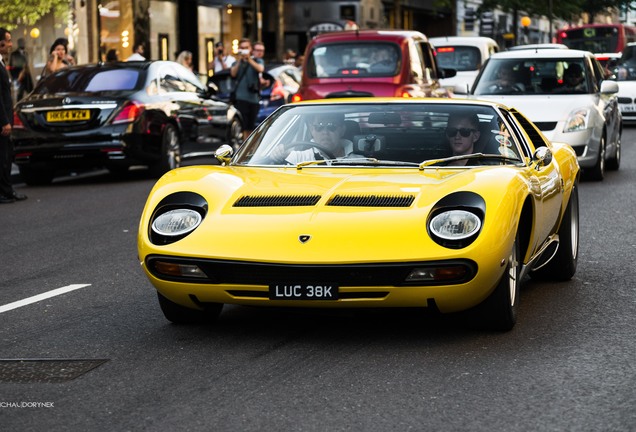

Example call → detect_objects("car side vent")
532 122 558 131
327 194 415 207
233 195 321 207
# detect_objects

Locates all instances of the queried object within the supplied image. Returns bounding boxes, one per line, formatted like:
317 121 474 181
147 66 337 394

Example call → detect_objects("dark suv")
293 30 455 101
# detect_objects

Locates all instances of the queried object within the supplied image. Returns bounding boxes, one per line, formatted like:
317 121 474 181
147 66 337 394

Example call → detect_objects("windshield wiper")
419 153 521 169
295 158 420 169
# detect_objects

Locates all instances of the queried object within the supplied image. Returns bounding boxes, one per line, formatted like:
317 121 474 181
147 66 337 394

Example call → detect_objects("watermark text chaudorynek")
1 401 54 408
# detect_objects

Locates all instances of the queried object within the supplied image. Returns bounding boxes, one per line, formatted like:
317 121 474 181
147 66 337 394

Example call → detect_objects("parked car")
293 30 455 101
470 48 621 180
207 63 299 125
609 43 636 122
429 36 499 95
138 98 580 331
12 61 243 185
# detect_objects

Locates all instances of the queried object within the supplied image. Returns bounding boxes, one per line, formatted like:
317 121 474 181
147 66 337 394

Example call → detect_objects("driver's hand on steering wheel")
269 145 290 164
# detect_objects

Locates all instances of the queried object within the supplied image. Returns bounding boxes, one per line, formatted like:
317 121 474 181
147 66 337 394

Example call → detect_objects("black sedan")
12 61 244 185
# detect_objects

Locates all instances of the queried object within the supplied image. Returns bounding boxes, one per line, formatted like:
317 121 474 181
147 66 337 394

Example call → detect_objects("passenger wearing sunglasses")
445 112 481 166
270 113 359 164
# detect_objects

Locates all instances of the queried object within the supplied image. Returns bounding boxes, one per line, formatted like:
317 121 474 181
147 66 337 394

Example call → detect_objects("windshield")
233 102 522 167
473 58 592 95
614 45 636 80
561 27 619 53
34 68 142 94
306 43 401 78
435 46 482 71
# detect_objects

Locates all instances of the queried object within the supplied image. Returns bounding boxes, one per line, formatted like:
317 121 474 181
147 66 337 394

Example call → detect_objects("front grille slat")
233 195 321 207
327 194 415 207
232 194 415 208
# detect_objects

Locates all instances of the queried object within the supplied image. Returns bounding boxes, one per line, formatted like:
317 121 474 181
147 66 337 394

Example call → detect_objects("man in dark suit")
0 27 26 203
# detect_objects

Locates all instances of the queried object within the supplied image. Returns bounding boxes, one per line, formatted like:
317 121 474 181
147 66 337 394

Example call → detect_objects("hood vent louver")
327 194 415 207
233 195 321 207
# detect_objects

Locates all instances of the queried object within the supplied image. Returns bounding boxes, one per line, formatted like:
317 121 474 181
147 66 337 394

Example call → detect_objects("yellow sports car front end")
138 99 579 331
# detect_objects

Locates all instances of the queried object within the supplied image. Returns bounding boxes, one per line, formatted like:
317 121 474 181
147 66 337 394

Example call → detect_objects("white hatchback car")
610 43 636 122
471 48 622 180
430 36 499 95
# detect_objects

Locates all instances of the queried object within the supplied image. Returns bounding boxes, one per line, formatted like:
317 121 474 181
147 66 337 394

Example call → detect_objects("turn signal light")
153 261 207 279
405 265 468 282
13 112 24 129
113 101 144 124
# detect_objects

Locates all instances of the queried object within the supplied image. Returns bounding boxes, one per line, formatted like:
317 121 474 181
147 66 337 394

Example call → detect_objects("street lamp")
521 16 531 44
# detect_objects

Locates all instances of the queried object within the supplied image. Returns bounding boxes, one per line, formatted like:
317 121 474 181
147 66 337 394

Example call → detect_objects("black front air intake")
233 195 321 207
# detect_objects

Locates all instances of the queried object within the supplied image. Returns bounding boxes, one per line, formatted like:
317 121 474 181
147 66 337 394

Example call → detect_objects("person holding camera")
230 38 264 141
212 42 235 73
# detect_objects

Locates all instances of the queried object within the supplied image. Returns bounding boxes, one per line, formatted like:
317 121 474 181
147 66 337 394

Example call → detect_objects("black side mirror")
440 68 457 79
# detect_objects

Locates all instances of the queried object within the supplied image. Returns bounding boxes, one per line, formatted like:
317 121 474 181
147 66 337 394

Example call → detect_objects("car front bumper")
140 255 507 314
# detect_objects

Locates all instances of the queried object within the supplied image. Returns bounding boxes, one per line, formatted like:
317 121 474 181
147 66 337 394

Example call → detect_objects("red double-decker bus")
556 23 636 53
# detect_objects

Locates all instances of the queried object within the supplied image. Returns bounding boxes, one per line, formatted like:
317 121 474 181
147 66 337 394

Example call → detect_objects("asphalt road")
1 138 636 431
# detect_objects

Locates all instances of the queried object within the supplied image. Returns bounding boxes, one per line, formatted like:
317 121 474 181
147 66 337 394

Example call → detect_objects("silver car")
470 48 622 181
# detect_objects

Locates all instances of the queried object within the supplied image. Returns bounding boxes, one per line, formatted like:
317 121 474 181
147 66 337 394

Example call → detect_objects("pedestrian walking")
0 28 26 203
9 38 34 101
230 39 264 141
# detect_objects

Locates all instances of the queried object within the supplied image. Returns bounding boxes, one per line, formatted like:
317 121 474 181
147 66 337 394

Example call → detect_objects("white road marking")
0 284 92 314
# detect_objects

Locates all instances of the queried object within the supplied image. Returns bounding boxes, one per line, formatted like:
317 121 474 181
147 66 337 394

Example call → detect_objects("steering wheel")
489 83 523 93
286 142 337 160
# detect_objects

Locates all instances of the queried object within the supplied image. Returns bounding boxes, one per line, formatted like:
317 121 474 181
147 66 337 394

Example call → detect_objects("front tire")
157 292 223 324
587 135 605 181
530 186 579 281
472 235 520 331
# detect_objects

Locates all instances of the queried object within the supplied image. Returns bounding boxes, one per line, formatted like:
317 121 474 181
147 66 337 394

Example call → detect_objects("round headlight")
430 210 481 240
152 209 202 237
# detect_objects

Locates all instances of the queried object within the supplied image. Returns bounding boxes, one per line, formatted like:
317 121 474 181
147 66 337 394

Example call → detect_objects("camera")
239 49 250 56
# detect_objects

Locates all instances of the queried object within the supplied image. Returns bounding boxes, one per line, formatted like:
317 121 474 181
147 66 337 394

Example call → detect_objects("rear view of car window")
85 70 140 91
435 46 482 71
34 68 141 94
307 43 400 78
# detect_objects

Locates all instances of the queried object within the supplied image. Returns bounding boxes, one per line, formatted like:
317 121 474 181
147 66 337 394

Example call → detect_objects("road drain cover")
0 359 109 383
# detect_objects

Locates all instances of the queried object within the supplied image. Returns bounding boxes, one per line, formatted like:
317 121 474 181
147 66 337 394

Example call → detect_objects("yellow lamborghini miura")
138 98 579 331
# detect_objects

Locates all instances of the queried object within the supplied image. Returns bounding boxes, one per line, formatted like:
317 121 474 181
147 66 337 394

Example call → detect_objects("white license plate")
269 284 338 300
620 104 636 112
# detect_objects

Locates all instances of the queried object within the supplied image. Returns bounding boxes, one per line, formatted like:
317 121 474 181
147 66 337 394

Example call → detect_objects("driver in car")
488 63 525 92
270 113 360 164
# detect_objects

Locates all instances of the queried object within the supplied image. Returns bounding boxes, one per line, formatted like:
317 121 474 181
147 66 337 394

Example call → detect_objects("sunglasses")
312 122 340 132
446 127 476 138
